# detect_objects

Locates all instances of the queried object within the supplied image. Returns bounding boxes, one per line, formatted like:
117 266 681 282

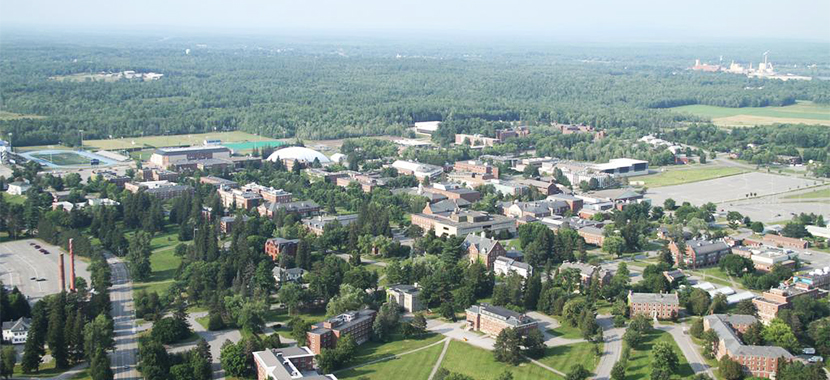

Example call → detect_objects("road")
107 253 141 380
656 322 716 378
593 315 624 380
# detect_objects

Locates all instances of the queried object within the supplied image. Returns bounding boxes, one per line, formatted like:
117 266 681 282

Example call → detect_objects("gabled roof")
686 239 730 255
463 234 500 255
2 317 30 332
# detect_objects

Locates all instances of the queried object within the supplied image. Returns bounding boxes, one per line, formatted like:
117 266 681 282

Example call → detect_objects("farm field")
670 101 830 127
440 340 563 380
83 131 277 150
634 166 746 187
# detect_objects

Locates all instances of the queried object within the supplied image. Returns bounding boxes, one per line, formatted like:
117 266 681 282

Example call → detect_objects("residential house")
6 181 31 196
465 303 537 336
272 267 306 284
2 318 30 344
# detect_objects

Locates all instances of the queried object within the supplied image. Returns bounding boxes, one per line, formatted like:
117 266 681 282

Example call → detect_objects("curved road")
107 254 141 379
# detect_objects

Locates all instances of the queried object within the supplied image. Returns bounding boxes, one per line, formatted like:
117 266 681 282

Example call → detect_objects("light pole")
79 130 84 151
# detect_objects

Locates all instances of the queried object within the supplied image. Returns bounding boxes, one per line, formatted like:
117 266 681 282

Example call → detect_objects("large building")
411 210 517 238
303 214 359 235
669 239 731 269
762 234 809 250
266 146 332 167
306 310 376 355
731 246 796 272
386 284 424 313
391 160 444 180
253 346 336 380
426 182 481 203
124 180 193 200
465 303 538 336
463 233 507 270
592 158 649 177
752 284 820 323
149 145 233 171
258 200 321 219
265 238 300 262
703 314 793 378
792 267 830 289
219 186 263 210
628 292 679 320
453 160 499 178
502 200 569 219
454 134 499 147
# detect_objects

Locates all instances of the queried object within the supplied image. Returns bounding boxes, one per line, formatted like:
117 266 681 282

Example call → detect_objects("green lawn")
537 342 601 374
132 227 183 294
13 358 72 378
30 152 92 166
70 369 92 380
670 101 830 127
351 333 445 364
634 166 747 187
84 131 270 150
785 188 830 199
336 340 444 380
625 330 695 380
440 340 563 380
547 321 584 340
4 193 26 205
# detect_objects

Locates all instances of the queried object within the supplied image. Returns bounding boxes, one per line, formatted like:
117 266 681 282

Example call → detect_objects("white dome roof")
267 146 331 164
330 153 347 163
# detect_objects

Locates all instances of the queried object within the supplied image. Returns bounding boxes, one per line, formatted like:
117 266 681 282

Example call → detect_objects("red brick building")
752 285 819 323
253 346 326 380
465 303 537 336
628 292 679 320
306 310 376 355
264 238 299 262
669 239 731 269
704 314 793 379
463 234 506 270
453 160 499 178
762 234 809 250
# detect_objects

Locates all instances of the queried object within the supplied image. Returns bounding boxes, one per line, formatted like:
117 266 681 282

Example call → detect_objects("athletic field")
84 131 279 150
671 101 830 127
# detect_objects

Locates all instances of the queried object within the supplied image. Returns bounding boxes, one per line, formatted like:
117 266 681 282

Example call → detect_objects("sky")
1 0 829 42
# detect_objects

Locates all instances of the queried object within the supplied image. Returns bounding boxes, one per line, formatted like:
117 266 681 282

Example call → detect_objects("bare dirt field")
0 239 91 303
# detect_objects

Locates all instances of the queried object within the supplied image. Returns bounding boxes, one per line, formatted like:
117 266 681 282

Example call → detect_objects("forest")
1 34 829 146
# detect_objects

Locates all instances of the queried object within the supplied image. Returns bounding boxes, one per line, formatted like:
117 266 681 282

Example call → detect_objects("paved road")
107 253 141 380
593 315 624 380
657 322 716 378
0 239 91 303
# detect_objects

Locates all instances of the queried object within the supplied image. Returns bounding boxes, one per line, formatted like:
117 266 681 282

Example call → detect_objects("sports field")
83 131 278 150
671 101 830 127
30 151 93 165
634 166 747 187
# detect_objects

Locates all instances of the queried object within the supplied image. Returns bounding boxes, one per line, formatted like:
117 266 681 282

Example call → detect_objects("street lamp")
79 130 84 151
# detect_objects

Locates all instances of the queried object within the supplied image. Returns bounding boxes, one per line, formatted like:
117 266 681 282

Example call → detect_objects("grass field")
337 341 444 380
625 330 694 380
785 187 830 199
635 166 747 187
83 131 277 150
30 152 93 166
4 193 26 205
537 342 602 374
351 333 445 363
132 227 182 295
0 110 45 120
547 321 584 340
671 101 830 127
440 340 563 380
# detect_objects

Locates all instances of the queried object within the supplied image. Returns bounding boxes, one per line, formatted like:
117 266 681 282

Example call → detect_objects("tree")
89 349 114 380
290 317 311 346
127 231 152 281
750 221 764 233
0 346 16 379
565 364 590 380
278 283 304 315
718 356 744 380
523 328 545 359
47 293 68 369
663 198 676 211
496 370 514 380
611 360 626 380
781 223 808 239
689 318 704 338
762 318 800 352
493 328 523 366
734 299 757 316
651 341 679 374
742 322 764 346
220 340 247 378
138 339 170 380
21 300 48 373
411 313 427 335
687 288 711 316
602 236 625 257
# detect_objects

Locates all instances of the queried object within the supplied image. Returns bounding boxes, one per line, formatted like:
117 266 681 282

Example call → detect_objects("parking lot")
0 239 91 303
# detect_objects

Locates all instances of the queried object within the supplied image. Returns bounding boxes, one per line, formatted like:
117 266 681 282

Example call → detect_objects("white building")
6 181 31 195
414 121 441 135
592 158 649 177
391 160 443 180
493 256 533 279
2 318 30 344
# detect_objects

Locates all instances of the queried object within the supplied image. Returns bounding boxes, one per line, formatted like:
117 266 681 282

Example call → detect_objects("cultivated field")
670 101 830 127
84 131 276 150
0 239 91 303
634 165 747 187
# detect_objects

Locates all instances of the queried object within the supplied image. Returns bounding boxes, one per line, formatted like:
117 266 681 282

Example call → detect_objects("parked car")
39 249 49 254
34 245 41 249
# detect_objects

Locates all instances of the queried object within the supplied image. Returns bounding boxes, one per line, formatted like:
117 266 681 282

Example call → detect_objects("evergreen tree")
90 349 114 380
21 301 48 373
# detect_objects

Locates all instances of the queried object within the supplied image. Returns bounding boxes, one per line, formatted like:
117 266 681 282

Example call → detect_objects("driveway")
656 322 716 378
593 315 625 380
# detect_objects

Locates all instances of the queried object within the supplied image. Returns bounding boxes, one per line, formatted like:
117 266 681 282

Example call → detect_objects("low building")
703 314 793 378
540 161 615 190
258 200 321 218
792 267 830 289
559 261 612 287
2 317 30 344
6 181 31 195
307 310 377 355
303 214 359 236
422 199 469 215
662 270 686 283
386 284 423 313
414 121 441 135
465 303 537 336
391 160 443 180
305 168 349 184
502 200 569 219
149 145 232 170
453 160 499 178
220 215 250 234
731 246 796 272
426 182 481 203
219 186 263 210
199 176 238 188
516 178 561 196
125 180 193 200
628 292 679 320
592 158 649 177
762 234 809 250
669 239 731 269
463 233 507 270
547 193 584 213
412 210 517 238
752 284 820 323
495 126 530 141
454 134 499 148
577 226 606 247
265 238 300 262
494 256 533 279
487 179 530 197
577 188 646 211
253 346 335 380
273 267 306 284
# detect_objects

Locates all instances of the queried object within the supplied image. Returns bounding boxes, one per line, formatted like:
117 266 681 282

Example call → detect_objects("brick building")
628 292 679 320
703 314 793 378
264 238 300 262
752 284 820 323
462 233 507 270
306 310 376 355
253 346 334 380
453 160 499 178
465 303 538 336
669 239 731 269
762 234 810 250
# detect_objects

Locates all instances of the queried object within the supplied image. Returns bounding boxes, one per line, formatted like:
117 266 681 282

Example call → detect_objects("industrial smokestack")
59 251 66 292
69 238 76 292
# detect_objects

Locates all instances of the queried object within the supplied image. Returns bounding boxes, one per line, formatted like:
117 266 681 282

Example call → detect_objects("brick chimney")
59 251 66 292
69 238 76 292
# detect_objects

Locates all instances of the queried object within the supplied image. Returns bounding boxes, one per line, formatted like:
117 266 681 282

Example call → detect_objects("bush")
614 315 626 328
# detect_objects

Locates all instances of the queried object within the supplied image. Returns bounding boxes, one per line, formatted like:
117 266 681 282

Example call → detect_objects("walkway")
427 338 451 380
338 337 449 372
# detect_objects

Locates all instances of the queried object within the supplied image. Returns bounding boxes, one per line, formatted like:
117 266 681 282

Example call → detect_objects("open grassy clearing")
4 193 27 205
785 187 830 199
351 333 445 363
440 340 563 380
537 342 602 374
13 358 68 378
336 340 444 380
131 227 182 294
0 110 46 120
625 330 694 380
547 321 584 340
670 101 830 127
634 166 747 187
83 131 274 150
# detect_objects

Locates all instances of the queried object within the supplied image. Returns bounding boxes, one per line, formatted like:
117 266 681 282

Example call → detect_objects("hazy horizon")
1 0 829 43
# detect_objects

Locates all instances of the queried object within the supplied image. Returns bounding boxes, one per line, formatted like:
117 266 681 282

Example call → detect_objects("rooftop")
629 292 679 305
